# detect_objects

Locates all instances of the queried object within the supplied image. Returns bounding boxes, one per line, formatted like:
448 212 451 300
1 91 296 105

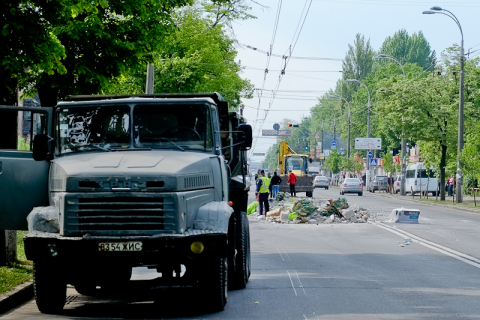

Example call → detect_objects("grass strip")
0 231 33 295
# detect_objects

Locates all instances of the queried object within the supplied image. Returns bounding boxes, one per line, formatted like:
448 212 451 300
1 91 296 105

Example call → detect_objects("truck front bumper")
24 231 227 265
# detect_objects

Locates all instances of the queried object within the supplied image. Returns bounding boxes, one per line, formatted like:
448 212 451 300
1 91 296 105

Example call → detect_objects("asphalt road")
3 186 480 319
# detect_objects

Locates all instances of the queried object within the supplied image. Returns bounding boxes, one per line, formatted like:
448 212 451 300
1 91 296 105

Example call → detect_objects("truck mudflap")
24 230 228 264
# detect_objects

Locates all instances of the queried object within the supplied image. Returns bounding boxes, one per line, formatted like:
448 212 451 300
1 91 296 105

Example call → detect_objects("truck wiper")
154 137 185 152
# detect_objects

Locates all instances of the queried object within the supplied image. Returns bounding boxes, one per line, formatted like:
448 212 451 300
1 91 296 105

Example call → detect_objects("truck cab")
0 92 252 314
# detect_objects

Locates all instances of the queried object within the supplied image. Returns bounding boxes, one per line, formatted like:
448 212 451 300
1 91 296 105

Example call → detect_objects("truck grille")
65 195 176 235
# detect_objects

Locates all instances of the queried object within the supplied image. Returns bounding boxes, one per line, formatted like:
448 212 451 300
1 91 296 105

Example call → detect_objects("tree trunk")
440 144 447 201
37 80 59 107
0 230 17 266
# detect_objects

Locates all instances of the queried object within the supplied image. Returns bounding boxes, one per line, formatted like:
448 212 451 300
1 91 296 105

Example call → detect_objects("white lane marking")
372 222 480 269
295 270 307 296
282 248 292 261
303 315 308 320
286 270 298 296
276 248 285 261
376 222 480 264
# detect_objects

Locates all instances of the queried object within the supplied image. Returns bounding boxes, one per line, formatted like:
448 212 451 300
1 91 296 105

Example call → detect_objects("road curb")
0 281 33 315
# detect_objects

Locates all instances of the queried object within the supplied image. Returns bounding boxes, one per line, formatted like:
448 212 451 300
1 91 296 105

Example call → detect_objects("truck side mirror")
33 134 50 161
237 124 252 150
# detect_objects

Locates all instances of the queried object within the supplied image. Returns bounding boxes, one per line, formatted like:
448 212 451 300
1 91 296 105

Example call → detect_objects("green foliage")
262 143 279 171
383 150 394 175
378 29 436 69
325 149 342 174
106 7 254 111
338 33 375 102
341 156 355 173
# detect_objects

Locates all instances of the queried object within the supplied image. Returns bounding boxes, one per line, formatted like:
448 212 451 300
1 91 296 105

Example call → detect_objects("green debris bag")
247 201 259 215
292 199 318 216
275 192 287 201
288 212 299 220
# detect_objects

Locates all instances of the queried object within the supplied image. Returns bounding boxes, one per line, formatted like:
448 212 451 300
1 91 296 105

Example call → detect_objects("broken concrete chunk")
267 208 281 217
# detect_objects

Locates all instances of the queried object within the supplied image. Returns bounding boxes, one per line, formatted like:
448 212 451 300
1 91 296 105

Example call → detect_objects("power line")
238 43 342 61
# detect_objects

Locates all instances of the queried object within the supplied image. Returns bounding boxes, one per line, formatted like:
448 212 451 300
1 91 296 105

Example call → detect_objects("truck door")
0 106 52 230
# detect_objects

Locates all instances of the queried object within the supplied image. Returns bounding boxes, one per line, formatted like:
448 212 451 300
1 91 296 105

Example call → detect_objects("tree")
338 33 375 102
1 1 66 104
105 6 254 110
341 156 355 173
376 54 468 200
325 149 342 176
3 0 197 106
379 29 436 69
383 149 394 176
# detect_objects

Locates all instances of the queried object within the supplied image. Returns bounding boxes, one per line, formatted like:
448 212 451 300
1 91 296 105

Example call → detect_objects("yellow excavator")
277 141 314 197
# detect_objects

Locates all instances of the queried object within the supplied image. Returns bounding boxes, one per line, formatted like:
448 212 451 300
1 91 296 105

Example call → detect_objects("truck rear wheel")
200 257 228 312
34 261 66 314
229 212 251 289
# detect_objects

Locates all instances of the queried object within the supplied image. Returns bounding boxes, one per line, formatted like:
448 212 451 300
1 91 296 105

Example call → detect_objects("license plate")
98 241 143 252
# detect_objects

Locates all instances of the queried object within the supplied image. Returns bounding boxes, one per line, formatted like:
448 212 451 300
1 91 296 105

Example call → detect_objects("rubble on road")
248 192 378 225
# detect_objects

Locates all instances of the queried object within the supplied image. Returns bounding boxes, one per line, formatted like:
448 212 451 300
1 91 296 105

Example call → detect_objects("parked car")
369 176 388 193
340 178 363 196
394 175 402 193
314 176 330 189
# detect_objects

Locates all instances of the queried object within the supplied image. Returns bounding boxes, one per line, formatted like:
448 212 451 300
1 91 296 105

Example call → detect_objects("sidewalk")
371 189 480 214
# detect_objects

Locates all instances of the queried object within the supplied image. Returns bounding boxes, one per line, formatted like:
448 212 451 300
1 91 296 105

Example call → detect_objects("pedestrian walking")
362 174 366 188
448 176 455 196
270 171 282 199
256 170 270 215
287 170 297 197
388 174 394 194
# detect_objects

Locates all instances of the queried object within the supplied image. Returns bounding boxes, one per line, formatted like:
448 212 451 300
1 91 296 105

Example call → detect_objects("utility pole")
146 63 154 94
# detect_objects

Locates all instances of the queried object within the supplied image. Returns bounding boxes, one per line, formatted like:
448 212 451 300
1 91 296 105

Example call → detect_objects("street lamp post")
375 54 407 196
423 6 464 202
329 95 351 158
346 79 371 188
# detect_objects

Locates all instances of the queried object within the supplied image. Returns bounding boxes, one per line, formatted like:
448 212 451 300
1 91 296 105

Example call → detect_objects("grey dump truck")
0 92 252 313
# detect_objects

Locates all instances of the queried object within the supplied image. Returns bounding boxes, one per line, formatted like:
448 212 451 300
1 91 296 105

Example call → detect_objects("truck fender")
193 201 234 233
26 206 60 233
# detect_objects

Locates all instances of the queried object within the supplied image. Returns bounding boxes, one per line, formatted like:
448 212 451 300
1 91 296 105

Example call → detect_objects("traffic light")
286 124 299 127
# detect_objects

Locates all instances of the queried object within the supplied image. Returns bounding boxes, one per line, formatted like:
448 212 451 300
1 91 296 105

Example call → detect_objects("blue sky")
232 0 480 158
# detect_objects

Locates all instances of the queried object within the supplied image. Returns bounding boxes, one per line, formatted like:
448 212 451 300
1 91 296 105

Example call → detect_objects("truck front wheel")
229 212 251 289
34 261 66 314
199 257 228 312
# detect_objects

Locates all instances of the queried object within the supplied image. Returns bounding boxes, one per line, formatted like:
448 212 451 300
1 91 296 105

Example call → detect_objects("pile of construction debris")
248 192 375 224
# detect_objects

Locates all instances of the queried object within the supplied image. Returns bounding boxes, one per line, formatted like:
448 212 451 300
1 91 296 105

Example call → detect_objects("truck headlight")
190 241 204 254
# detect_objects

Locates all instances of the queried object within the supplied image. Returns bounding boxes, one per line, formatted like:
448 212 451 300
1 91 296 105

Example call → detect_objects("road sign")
370 159 377 166
252 153 265 156
332 140 337 147
354 138 382 150
339 149 345 155
368 151 373 158
273 123 280 131
262 130 291 136
315 133 320 139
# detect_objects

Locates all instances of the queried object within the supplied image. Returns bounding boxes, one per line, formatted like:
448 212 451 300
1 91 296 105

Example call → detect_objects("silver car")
340 178 363 196
314 175 330 189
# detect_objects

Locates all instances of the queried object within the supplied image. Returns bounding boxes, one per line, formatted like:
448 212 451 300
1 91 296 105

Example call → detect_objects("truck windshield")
133 104 213 151
286 156 307 173
58 106 130 154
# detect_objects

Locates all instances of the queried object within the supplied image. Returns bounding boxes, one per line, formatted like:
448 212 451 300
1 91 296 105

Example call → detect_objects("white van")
405 162 438 195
